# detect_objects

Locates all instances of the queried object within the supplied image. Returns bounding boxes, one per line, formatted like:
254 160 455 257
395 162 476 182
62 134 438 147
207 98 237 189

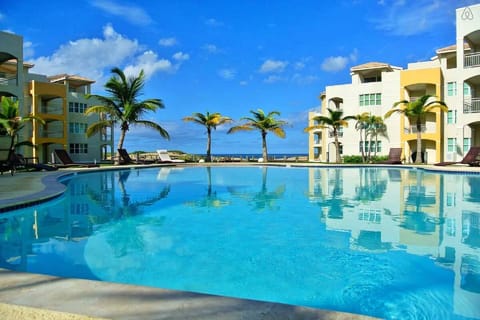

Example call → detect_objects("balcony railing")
464 98 480 113
38 130 64 138
404 124 426 134
329 131 343 138
465 52 480 68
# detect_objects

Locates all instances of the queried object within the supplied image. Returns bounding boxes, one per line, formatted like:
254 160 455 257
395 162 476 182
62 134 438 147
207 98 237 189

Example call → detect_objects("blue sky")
1 0 476 155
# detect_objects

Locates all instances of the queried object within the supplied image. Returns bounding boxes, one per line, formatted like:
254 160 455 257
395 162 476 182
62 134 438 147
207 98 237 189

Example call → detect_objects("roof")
436 43 471 54
350 62 401 72
47 73 95 84
2 59 34 68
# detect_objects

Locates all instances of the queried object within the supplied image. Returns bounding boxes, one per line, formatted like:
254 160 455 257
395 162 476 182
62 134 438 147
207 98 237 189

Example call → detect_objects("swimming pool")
0 166 479 319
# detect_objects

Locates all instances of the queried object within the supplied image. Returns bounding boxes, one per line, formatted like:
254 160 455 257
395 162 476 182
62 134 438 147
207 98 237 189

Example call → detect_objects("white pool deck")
1 162 478 319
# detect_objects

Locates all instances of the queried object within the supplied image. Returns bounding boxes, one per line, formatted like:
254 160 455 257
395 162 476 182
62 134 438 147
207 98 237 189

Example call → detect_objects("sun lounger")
0 149 15 175
118 148 155 164
14 153 58 171
434 146 480 166
156 150 185 163
379 148 403 164
53 149 100 168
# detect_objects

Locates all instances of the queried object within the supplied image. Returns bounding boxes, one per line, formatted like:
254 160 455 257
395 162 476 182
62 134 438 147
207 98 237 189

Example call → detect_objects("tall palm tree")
367 115 388 159
385 95 447 164
85 67 169 163
227 109 287 161
183 112 232 162
305 108 355 163
0 96 45 159
354 112 370 163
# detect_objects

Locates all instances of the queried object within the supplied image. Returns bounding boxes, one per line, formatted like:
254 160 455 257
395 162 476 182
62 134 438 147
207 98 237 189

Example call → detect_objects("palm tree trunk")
261 131 268 161
206 127 212 162
359 129 365 163
116 129 127 165
334 128 341 163
415 120 422 164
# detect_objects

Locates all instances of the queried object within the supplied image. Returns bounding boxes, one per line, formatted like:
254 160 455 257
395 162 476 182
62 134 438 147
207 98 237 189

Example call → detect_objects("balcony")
329 131 343 138
464 98 480 113
404 124 426 134
465 52 480 68
38 130 64 138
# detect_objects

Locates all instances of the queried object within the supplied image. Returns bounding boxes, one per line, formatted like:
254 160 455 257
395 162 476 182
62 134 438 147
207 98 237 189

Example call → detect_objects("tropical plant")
0 96 45 159
85 67 169 163
304 108 355 163
366 115 388 160
183 111 232 162
354 112 370 163
385 95 447 164
227 109 287 161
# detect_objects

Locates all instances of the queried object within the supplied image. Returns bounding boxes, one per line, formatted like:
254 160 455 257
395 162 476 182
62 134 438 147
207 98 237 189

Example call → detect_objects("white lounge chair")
156 150 185 163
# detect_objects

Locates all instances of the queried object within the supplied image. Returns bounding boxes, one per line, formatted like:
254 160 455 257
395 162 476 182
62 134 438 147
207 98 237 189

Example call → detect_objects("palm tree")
367 115 388 160
227 109 287 161
85 67 169 163
354 112 370 163
183 112 232 162
0 96 45 159
304 108 355 163
385 95 447 164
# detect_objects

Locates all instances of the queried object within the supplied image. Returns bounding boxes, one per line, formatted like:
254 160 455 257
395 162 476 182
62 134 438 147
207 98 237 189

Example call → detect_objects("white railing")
465 52 480 68
329 132 343 138
404 124 426 134
464 98 480 113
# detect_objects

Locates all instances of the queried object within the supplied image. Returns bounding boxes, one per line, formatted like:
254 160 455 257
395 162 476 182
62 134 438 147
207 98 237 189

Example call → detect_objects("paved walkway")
0 164 380 319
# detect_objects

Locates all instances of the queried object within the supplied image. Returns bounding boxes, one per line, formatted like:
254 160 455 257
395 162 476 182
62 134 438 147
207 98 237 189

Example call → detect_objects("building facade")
0 31 114 164
308 4 480 164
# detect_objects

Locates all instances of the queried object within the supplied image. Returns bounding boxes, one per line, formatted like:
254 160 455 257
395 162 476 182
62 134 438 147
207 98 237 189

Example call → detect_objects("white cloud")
202 44 220 54
90 0 153 26
292 74 318 85
205 18 223 27
124 51 173 79
370 0 456 36
239 80 248 86
173 51 189 61
29 24 177 83
159 37 177 47
218 68 236 80
23 41 34 59
321 56 349 72
263 75 285 83
259 59 288 73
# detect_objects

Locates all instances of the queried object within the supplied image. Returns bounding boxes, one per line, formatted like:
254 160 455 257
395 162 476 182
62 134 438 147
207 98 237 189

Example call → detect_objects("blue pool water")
1 166 479 319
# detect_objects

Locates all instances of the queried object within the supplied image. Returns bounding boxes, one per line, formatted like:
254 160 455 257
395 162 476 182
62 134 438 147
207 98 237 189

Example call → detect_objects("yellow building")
0 31 114 164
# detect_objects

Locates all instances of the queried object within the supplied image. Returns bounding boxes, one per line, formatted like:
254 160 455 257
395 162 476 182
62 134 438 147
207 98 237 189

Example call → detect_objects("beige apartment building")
308 3 480 164
0 31 114 164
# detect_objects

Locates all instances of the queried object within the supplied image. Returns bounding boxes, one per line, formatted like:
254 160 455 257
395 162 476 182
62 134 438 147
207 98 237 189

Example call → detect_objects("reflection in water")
0 167 479 319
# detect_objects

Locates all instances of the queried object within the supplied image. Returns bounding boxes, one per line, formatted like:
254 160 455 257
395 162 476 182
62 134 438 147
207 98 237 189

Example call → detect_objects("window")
464 138 471 153
376 141 382 152
68 102 87 113
447 110 457 124
359 93 381 106
69 122 87 134
464 82 471 96
447 82 457 96
447 138 456 152
69 143 88 154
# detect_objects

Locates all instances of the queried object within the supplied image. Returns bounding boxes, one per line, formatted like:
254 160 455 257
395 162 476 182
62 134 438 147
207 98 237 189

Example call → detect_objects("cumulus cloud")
90 0 153 26
370 0 458 36
218 68 236 80
202 44 220 54
29 24 178 83
159 37 177 47
173 52 190 61
23 41 34 59
321 49 358 72
259 59 288 73
123 51 173 79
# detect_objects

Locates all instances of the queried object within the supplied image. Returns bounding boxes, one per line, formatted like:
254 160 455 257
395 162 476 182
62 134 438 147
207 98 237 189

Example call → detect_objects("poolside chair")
13 153 58 172
0 149 16 175
434 146 480 167
53 149 100 168
156 149 185 163
379 148 403 164
118 148 155 164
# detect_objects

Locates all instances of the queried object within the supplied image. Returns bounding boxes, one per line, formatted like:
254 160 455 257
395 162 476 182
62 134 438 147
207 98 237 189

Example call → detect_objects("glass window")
447 138 456 152
447 82 457 96
464 138 471 153
375 93 381 105
377 141 382 152
447 110 457 124
359 95 364 106
464 82 471 96
359 141 363 152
